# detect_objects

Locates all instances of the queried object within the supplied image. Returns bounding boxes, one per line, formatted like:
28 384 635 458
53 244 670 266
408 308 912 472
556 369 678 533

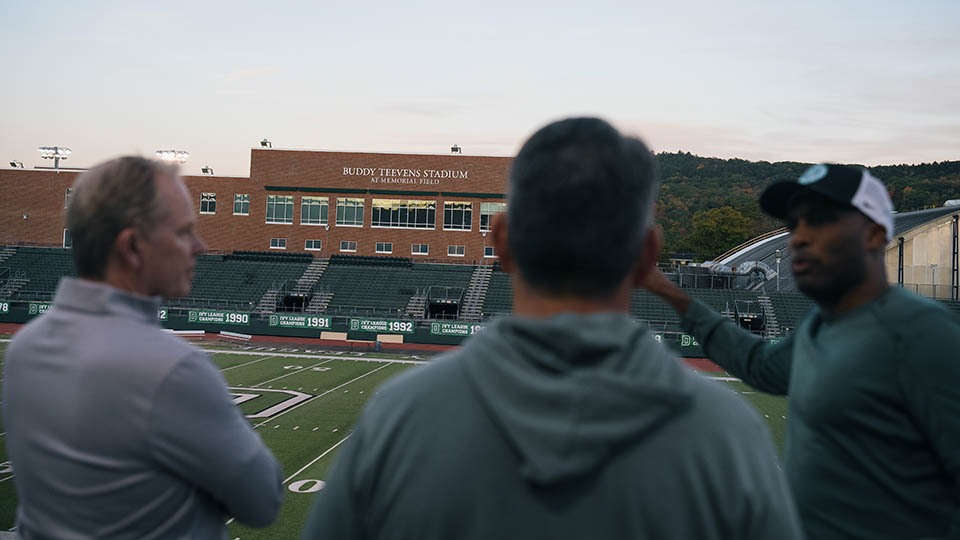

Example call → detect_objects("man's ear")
864 222 887 253
113 228 142 271
490 212 513 273
629 225 663 288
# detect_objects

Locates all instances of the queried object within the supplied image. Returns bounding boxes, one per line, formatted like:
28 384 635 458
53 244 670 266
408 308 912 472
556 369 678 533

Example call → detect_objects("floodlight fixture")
37 146 71 172
451 144 461 154
201 165 214 175
155 150 190 163
10 160 23 168
261 138 272 148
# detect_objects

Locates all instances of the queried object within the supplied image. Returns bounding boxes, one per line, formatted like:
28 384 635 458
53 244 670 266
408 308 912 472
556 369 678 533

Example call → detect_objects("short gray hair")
508 117 658 298
66 156 178 279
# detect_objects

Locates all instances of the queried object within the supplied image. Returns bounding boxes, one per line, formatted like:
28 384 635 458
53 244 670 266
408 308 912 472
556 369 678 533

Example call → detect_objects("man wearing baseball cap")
642 164 960 539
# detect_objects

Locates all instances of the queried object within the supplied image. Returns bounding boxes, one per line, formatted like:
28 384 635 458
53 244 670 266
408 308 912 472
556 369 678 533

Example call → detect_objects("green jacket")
303 313 801 539
681 286 960 539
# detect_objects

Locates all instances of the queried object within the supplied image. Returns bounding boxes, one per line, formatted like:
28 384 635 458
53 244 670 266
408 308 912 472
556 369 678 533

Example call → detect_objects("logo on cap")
798 164 829 185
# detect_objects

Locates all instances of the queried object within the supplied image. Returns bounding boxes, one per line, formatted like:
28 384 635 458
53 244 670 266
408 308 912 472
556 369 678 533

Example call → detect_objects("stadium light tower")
38 146 71 172
775 249 782 291
155 150 190 164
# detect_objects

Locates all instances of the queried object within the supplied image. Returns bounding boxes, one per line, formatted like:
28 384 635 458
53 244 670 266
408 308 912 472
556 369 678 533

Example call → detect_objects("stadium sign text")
343 167 469 187
349 318 414 334
188 310 249 326
680 334 700 347
429 321 485 336
28 302 52 316
0 301 9 314
157 309 168 321
269 314 332 329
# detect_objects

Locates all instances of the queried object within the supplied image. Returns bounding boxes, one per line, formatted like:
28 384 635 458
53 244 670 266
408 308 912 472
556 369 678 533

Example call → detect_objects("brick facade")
0 149 513 264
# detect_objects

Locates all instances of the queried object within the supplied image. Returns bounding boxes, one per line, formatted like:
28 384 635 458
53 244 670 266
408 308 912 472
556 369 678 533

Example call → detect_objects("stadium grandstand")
1 148 957 350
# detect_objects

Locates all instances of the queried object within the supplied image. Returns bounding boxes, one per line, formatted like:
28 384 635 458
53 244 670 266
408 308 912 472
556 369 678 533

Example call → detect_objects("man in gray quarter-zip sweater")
3 157 283 539
302 118 802 540
642 163 960 539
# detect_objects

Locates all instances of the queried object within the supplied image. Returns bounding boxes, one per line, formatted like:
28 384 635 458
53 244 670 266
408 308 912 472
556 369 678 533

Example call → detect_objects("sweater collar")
53 277 162 325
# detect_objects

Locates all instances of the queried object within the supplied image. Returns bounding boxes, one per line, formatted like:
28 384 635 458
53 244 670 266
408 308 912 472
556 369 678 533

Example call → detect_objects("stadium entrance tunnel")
283 293 310 310
427 285 463 319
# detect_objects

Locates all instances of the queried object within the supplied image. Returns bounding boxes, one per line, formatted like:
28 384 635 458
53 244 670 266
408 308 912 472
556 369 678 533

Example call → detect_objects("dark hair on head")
507 117 658 298
66 156 177 279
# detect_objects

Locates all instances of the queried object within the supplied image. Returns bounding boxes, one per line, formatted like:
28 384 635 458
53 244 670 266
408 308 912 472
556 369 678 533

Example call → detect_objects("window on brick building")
340 240 358 252
480 202 506 232
443 201 472 231
301 196 329 225
371 199 435 229
305 239 322 251
234 194 250 215
336 198 364 227
64 187 72 209
63 228 72 248
270 238 286 250
484 246 497 258
375 242 393 254
266 195 294 224
447 245 465 257
412 243 429 255
200 193 216 214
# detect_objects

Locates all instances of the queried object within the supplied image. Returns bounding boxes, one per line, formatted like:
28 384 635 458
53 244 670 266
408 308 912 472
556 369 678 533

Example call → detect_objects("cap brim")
759 182 808 219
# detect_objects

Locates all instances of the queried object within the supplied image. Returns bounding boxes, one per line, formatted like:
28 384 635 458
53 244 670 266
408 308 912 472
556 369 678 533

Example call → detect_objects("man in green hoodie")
642 164 960 539
302 117 803 539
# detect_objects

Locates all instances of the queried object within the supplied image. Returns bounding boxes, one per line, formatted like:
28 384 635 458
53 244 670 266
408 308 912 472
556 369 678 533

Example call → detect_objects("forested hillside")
654 152 960 259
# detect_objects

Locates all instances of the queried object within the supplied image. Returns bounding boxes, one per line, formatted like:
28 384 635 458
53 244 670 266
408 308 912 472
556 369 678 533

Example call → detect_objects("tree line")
654 152 960 260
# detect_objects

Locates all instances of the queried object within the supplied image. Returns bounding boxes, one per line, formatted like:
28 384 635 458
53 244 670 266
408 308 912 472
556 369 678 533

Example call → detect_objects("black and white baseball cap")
759 164 894 241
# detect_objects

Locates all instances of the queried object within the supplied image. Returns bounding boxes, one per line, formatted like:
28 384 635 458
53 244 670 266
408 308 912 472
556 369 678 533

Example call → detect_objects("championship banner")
349 318 415 334
188 310 250 326
429 321 485 336
28 302 52 316
269 314 332 329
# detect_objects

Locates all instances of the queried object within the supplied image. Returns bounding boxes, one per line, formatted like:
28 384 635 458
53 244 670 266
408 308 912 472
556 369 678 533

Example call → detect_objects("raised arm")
640 267 793 396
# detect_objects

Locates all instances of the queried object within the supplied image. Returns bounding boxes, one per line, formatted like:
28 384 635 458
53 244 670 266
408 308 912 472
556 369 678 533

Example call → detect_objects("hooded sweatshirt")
302 313 802 540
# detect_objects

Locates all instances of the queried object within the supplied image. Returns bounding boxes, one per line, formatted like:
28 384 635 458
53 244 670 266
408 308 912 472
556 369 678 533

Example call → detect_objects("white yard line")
283 435 350 484
250 359 334 388
708 376 742 382
219 355 277 372
0 475 14 484
253 363 392 429
205 348 426 365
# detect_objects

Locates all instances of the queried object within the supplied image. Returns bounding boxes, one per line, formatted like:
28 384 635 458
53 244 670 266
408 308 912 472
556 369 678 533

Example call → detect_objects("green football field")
0 341 788 539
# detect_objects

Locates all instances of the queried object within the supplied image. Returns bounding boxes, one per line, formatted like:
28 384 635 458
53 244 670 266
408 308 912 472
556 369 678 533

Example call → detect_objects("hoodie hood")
461 312 695 487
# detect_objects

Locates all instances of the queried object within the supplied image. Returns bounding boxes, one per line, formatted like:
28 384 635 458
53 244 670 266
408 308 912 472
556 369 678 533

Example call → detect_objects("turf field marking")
219 355 278 372
0 475 13 484
203 348 426 365
283 434 350 484
250 360 334 388
252 363 392 429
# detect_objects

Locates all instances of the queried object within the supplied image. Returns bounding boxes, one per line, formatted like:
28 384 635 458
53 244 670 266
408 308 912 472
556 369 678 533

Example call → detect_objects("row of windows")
266 237 496 257
60 225 496 258
197 193 506 231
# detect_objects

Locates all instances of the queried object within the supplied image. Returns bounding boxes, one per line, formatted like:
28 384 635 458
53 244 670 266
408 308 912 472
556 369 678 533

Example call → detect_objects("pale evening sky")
1 0 958 176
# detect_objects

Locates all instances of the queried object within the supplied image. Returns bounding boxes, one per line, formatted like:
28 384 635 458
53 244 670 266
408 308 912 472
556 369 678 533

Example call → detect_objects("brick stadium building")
0 148 512 263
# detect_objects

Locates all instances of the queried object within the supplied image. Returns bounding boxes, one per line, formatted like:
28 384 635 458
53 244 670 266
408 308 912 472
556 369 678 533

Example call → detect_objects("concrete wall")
885 213 959 299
